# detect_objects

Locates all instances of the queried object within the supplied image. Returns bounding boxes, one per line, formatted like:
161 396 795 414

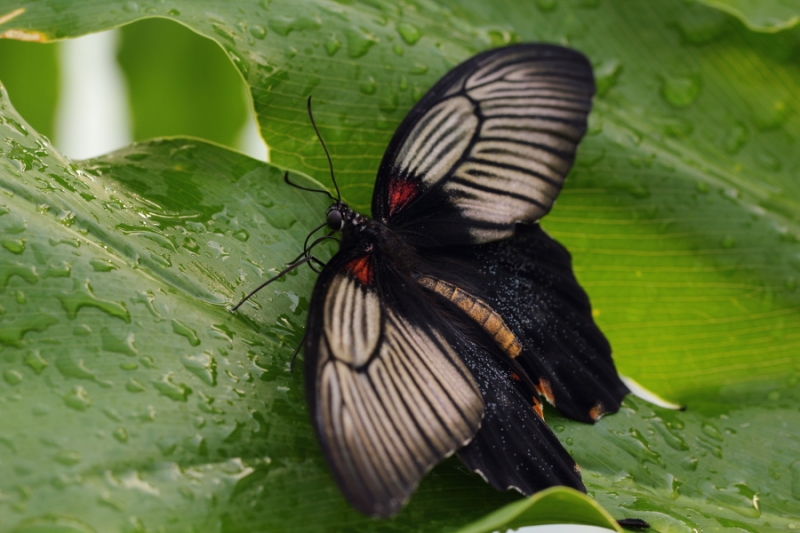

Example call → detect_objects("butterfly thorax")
327 201 418 274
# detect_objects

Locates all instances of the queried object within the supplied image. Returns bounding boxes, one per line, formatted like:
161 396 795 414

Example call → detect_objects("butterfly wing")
450 328 586 494
304 249 484 517
372 43 594 246
424 223 629 424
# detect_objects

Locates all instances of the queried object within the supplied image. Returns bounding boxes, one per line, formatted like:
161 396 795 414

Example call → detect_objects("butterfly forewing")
306 252 484 517
373 44 595 246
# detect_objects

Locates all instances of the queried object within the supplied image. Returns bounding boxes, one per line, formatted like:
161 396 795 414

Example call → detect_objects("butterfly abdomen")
417 275 522 359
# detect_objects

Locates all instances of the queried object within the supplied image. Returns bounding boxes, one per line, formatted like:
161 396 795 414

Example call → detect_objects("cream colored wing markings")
316 271 484 516
395 97 477 189
391 49 592 243
323 274 382 367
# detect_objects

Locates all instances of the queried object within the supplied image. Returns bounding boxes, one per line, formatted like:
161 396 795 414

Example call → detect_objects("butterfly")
235 43 631 518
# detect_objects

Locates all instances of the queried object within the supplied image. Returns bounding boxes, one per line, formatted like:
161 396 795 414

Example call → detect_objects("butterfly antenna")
289 331 307 372
231 255 316 312
283 172 336 201
307 96 341 203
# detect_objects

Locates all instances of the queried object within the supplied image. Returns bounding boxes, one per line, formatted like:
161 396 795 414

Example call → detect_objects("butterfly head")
326 202 365 234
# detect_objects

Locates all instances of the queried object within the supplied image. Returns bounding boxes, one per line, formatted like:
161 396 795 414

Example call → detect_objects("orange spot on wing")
589 403 606 421
534 379 556 406
346 256 374 286
388 177 418 216
532 397 544 420
510 372 521 381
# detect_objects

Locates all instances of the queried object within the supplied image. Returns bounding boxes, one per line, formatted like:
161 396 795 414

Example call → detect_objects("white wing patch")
395 97 478 188
388 47 594 243
323 274 382 368
316 279 484 516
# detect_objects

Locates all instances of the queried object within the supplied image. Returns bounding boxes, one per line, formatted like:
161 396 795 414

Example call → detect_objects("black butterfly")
236 43 631 518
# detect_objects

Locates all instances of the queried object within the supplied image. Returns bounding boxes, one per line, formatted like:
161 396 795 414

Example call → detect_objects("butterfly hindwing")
304 249 485 517
453 334 585 494
372 43 595 246
423 223 629 424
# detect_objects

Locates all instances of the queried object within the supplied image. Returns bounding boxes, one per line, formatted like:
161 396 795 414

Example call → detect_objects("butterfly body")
252 43 633 517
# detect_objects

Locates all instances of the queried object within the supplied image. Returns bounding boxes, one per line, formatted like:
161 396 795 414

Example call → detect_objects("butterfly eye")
326 208 343 230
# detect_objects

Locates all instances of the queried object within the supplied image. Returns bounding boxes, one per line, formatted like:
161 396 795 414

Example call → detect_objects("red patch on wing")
510 372 521 381
388 177 418 216
345 256 374 286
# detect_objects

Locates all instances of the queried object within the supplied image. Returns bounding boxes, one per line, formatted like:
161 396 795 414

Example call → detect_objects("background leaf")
697 0 800 32
1 1 799 532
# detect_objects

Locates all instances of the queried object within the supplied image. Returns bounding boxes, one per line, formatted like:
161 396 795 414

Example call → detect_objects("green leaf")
0 38 58 139
454 487 622 533
117 18 250 149
697 0 800 32
1 1 799 532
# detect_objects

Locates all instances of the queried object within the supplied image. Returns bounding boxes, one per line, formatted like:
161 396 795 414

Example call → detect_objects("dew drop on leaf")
660 74 701 108
397 22 421 45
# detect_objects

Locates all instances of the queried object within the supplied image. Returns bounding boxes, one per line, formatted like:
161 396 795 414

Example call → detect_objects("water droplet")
210 22 237 43
123 1 139 12
681 456 698 471
231 229 250 243
56 352 110 386
360 77 377 95
2 238 26 254
90 258 118 272
184 434 208 455
101 327 138 356
702 422 724 440
410 62 428 75
325 34 341 56
393 44 404 56
126 377 146 393
54 450 81 466
345 27 378 58
651 417 689 451
720 235 736 249
3 369 22 385
0 262 38 289
595 59 622 97
224 421 246 443
695 181 709 193
0 314 58 347
58 280 130 323
660 74 701 108
723 122 747 153
167 8 180 16
268 15 321 36
24 350 48 374
153 372 192 402
397 22 421 45
182 352 217 386
172 319 200 346
182 237 199 253
44 260 71 279
249 25 267 39
137 405 157 422
63 386 92 411
113 427 129 443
